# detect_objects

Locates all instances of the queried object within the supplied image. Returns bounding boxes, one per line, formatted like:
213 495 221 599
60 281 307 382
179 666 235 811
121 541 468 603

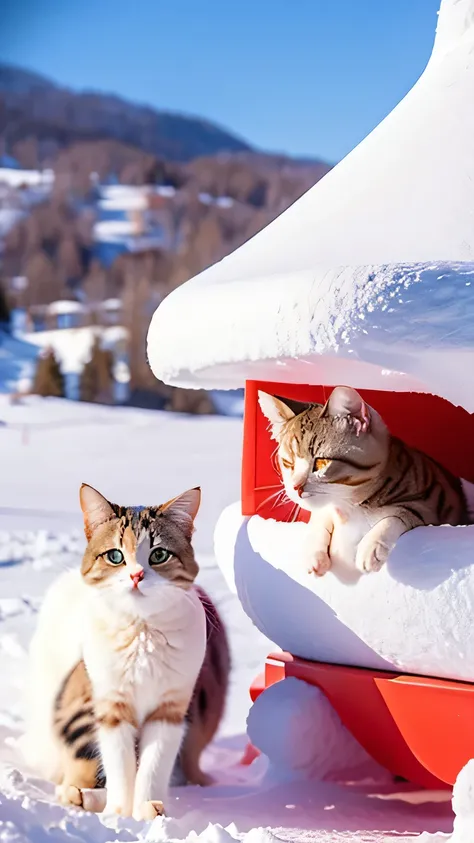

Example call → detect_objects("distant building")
93 184 171 267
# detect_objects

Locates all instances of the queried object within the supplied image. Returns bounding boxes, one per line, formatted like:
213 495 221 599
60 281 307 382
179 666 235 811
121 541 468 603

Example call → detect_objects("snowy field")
0 396 455 842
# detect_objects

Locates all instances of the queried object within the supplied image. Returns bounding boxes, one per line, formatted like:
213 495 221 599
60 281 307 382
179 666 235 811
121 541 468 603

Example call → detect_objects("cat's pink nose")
293 482 304 497
130 568 144 589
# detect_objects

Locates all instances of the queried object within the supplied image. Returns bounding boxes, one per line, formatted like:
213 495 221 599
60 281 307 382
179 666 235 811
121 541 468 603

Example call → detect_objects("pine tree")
0 281 9 325
32 348 65 398
80 338 114 404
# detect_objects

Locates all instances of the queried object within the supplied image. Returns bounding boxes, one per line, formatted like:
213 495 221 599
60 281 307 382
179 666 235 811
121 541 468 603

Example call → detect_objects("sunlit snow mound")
449 759 474 842
215 503 474 681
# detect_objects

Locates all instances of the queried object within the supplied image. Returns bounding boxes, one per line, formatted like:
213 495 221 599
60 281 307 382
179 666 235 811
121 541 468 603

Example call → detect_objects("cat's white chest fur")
83 587 206 726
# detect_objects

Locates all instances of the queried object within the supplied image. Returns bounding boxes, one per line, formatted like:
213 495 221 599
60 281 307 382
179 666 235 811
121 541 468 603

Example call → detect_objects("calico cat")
258 386 468 577
21 484 230 821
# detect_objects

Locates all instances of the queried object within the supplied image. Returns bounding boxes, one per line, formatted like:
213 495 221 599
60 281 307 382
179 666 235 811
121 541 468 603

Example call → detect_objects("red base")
251 653 474 789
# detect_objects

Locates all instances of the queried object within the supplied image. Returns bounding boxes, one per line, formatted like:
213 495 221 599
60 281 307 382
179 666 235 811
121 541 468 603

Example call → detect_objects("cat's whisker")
256 488 287 512
271 489 291 510
290 504 302 523
284 502 299 523
271 447 283 480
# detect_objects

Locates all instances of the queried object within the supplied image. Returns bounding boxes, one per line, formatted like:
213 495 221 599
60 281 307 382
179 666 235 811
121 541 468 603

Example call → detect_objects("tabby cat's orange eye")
314 458 331 471
281 458 293 469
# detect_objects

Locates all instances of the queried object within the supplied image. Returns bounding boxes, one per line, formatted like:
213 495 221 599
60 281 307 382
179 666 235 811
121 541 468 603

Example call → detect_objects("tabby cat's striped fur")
258 386 468 578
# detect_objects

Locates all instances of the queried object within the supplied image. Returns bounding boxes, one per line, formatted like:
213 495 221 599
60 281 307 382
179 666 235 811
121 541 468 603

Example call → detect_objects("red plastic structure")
242 380 474 519
242 380 474 787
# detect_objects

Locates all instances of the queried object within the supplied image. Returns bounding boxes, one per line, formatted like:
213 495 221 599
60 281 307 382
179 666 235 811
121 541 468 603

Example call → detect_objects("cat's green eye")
106 549 124 565
149 547 172 566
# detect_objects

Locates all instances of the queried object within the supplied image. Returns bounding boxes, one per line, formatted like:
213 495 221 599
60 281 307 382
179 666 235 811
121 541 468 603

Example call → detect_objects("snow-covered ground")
0 332 38 395
0 168 54 189
0 396 456 842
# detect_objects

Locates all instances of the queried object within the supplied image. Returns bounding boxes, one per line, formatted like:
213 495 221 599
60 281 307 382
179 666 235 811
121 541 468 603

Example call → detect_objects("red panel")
375 674 474 786
259 653 473 788
249 672 266 702
242 380 474 519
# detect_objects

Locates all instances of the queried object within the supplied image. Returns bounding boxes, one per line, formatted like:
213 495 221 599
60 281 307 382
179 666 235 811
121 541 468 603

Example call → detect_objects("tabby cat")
21 484 230 821
258 386 468 577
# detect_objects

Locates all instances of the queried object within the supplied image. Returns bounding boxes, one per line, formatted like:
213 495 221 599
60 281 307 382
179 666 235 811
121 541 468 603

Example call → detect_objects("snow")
451 760 474 842
0 169 54 188
0 208 24 239
247 677 378 782
0 395 461 841
198 194 234 209
100 298 122 311
0 331 39 395
22 325 128 375
214 501 474 681
156 186 177 199
3 1 474 837
94 219 141 240
147 0 474 414
46 301 86 317
99 186 149 212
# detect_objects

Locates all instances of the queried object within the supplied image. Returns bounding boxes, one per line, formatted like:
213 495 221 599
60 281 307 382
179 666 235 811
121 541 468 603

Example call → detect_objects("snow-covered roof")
147 0 474 413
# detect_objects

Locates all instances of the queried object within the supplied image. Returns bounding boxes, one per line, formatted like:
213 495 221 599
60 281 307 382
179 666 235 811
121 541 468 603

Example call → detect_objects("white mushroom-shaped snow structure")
148 0 474 792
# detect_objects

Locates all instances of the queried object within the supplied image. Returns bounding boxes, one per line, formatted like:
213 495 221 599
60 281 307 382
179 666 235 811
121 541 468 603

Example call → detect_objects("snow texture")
214 502 474 681
450 760 474 842
147 0 474 413
246 677 380 782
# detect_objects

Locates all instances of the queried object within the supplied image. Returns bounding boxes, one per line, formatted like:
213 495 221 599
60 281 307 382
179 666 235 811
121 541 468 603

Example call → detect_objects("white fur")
20 569 86 781
278 456 375 577
21 560 207 818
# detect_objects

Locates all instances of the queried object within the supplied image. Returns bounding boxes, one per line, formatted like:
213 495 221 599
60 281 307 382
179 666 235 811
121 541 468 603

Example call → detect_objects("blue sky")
1 0 441 163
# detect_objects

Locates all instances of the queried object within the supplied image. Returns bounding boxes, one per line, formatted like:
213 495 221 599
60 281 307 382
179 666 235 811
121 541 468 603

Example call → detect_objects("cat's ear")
323 386 370 432
80 484 116 540
161 487 201 537
258 391 309 440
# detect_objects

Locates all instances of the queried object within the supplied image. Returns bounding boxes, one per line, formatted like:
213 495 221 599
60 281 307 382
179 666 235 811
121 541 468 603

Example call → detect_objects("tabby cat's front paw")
56 784 84 808
304 549 332 577
355 540 388 573
133 800 165 822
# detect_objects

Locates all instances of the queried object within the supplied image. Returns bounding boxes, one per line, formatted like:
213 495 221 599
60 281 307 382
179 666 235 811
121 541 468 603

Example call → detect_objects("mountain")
0 63 252 163
0 64 333 411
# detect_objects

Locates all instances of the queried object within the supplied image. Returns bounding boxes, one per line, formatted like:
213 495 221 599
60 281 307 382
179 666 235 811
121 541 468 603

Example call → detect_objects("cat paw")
56 784 84 808
103 800 133 818
191 771 214 786
305 549 331 577
355 542 387 573
133 800 166 821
